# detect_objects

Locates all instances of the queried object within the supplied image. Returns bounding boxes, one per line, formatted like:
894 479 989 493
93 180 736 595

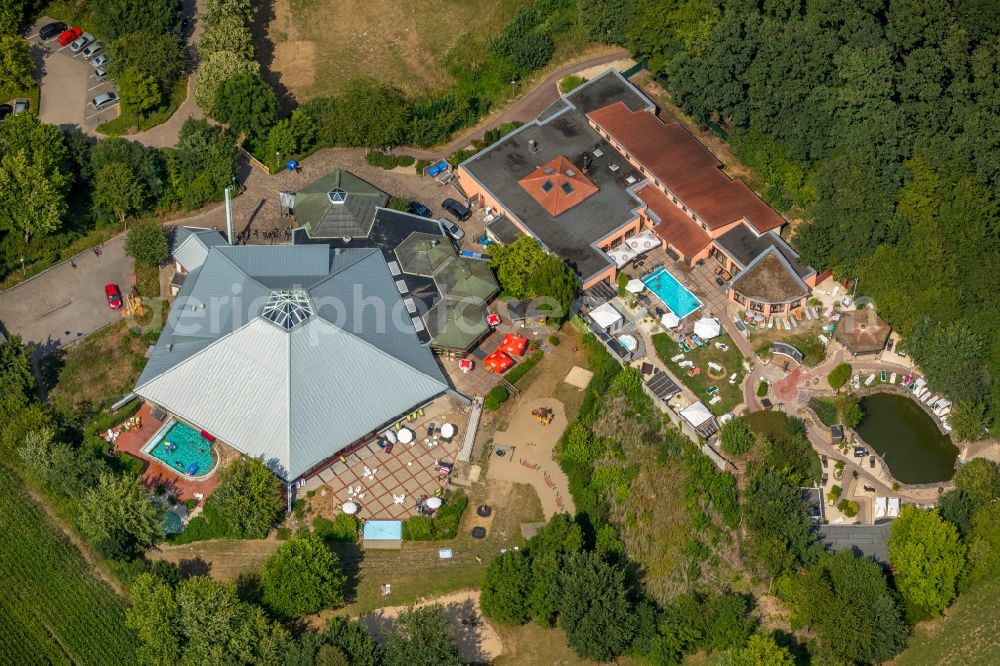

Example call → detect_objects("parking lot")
27 17 119 134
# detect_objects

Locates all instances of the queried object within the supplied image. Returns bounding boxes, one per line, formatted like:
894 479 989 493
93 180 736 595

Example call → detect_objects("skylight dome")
262 290 314 330
327 187 348 204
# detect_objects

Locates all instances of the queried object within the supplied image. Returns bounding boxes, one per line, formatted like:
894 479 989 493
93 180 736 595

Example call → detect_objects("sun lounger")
678 360 694 368
671 353 685 362
789 315 798 328
728 372 738 384
708 362 722 372
887 497 901 518
706 385 719 395
818 334 829 346
874 497 887 519
783 318 792 330
865 374 876 386
889 372 897 384
880 370 887 382
923 393 936 405
709 395 722 405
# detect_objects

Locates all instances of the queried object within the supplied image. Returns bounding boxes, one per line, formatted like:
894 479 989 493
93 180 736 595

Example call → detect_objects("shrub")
505 350 544 384
484 385 509 410
837 499 859 517
401 491 468 540
548 334 560 346
827 484 842 502
756 380 768 397
125 219 168 267
364 151 416 169
720 417 753 456
313 514 359 542
827 363 852 389
559 74 586 94
402 515 433 541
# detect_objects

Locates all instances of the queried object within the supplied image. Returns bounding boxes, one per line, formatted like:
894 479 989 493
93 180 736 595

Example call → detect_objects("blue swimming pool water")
363 520 403 540
143 418 215 478
641 266 702 319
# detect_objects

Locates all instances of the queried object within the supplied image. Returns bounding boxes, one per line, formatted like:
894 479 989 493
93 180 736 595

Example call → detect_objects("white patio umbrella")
693 317 722 340
425 497 443 509
397 427 414 444
660 312 680 329
625 279 646 294
342 501 358 514
441 423 456 439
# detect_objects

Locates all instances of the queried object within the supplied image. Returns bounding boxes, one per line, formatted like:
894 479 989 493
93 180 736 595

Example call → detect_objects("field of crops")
0 465 138 665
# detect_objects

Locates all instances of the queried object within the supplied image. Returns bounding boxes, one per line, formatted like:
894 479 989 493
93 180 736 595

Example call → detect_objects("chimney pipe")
582 154 591 173
224 186 234 244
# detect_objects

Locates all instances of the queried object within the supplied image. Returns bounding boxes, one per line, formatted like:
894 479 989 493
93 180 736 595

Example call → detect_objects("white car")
82 41 104 59
69 32 94 53
90 91 119 110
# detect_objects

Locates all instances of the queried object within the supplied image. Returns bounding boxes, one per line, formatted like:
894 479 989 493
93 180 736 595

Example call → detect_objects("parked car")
93 66 107 80
82 41 104 59
57 26 82 46
69 32 95 53
852 446 868 458
90 91 119 110
91 54 109 68
407 200 432 218
104 284 122 310
714 276 725 286
438 218 466 243
441 197 471 221
0 104 11 122
12 99 29 114
39 21 67 40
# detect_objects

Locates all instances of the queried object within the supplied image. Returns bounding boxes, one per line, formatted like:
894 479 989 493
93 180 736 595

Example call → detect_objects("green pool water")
855 393 958 484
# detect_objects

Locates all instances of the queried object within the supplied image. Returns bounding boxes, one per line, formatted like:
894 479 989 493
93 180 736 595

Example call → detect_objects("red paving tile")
773 366 803 403
112 404 221 501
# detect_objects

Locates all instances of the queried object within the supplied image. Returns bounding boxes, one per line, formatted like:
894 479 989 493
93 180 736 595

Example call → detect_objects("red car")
57 26 82 47
104 283 123 310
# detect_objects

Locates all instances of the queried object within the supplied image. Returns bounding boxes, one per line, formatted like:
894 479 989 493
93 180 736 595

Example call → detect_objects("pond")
855 392 958 484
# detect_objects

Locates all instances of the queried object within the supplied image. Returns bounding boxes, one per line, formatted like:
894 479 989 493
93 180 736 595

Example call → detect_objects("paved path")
0 236 133 356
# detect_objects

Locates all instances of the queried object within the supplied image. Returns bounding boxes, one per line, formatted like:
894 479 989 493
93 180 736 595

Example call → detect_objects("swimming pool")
617 335 638 352
641 267 702 319
143 418 216 478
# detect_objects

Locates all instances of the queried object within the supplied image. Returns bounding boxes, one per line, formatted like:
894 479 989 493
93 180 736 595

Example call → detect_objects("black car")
0 104 11 122
715 276 725 286
39 21 67 40
408 200 432 218
441 197 471 221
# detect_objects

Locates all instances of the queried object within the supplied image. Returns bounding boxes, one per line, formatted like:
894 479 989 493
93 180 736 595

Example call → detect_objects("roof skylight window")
541 180 554 192
561 182 574 195
327 188 348 204
262 290 314 330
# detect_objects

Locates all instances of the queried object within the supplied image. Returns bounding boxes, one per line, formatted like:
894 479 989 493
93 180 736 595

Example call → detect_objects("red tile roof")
636 184 711 259
587 102 785 233
517 155 599 217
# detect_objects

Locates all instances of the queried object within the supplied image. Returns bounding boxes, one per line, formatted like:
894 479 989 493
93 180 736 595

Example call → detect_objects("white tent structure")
680 401 714 429
693 317 722 340
660 312 680 329
625 279 646 294
626 229 662 253
607 245 638 268
588 302 624 333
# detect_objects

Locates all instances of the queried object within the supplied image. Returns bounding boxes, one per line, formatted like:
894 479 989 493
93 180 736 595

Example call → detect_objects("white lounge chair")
709 395 722 405
864 374 876 386
728 373 738 384
708 362 722 372
887 497 901 518
671 353 685 362
818 334 829 346
874 497 887 519
889 372 897 384
678 360 694 368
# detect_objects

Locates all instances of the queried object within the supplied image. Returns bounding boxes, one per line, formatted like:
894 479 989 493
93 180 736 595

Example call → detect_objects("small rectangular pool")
142 418 215 478
363 520 402 541
641 266 702 319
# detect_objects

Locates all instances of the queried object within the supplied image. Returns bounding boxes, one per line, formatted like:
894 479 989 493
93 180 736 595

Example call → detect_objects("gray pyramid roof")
293 170 389 239
136 244 450 480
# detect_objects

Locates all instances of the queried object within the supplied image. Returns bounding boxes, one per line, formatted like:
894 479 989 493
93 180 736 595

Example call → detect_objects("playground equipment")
121 286 147 318
532 407 554 425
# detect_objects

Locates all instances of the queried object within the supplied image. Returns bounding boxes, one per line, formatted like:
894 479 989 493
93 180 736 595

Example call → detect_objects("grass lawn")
894 577 1000 665
651 331 746 415
0 465 137 664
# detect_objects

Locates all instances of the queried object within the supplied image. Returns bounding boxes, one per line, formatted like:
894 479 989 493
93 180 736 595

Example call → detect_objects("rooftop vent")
593 148 604 157
327 187 348 205
609 163 620 172
544 167 555 175
565 169 576 177
625 175 637 185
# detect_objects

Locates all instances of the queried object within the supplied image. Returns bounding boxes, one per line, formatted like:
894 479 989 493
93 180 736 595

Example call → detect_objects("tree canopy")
0 35 34 92
490 237 578 320
124 219 169 267
77 473 164 560
207 456 284 539
260 533 346 618
889 505 967 620
92 0 179 40
213 72 278 140
383 604 461 666
554 551 637 661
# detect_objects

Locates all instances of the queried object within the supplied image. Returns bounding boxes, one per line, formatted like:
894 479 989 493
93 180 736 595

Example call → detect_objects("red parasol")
486 312 501 327
484 349 514 373
500 333 528 356
459 358 473 372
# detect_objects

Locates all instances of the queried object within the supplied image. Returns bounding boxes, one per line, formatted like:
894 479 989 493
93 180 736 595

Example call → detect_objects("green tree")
579 0 636 45
0 334 34 401
554 552 636 661
194 50 260 117
835 393 863 429
720 416 753 456
719 633 795 666
92 0 178 40
78 473 164 559
168 118 238 209
209 456 284 538
125 218 169 267
950 401 992 441
126 573 181 666
320 617 382 666
741 470 819 578
526 513 584 623
0 35 35 93
261 533 346 618
118 66 163 118
199 10 255 58
967 502 1000 584
827 362 852 389
212 72 277 139
109 31 187 89
889 505 966 620
954 458 1000 506
0 150 66 244
480 549 532 625
383 604 461 666
938 489 975 537
325 78 410 148
0 0 30 34
94 162 147 224
786 550 908 664
526 254 578 321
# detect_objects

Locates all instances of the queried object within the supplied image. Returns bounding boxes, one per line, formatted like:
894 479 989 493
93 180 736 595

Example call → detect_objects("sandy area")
358 589 503 663
489 398 574 520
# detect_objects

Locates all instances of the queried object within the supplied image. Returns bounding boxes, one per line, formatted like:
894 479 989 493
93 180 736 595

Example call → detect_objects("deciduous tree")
0 35 35 93
260 533 346 618
78 473 164 559
95 162 146 223
212 72 277 139
383 604 461 666
109 31 187 88
889 505 966 620
720 417 753 456
208 456 284 538
480 549 532 625
554 552 636 661
719 633 795 666
92 0 178 40
194 50 260 117
125 218 168 267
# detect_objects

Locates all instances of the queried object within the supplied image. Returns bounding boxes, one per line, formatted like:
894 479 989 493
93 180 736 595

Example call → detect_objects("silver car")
438 218 465 243
90 91 119 110
82 41 104 59
69 32 94 53
93 66 107 80
91 54 109 68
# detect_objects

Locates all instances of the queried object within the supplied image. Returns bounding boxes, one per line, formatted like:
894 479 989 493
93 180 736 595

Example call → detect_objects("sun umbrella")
385 429 397 444
441 423 456 438
425 497 443 509
693 317 722 340
342 502 358 514
625 279 646 294
398 428 414 444
661 312 680 329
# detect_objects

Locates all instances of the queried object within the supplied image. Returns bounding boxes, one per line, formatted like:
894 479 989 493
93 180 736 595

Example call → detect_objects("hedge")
484 385 509 411
401 490 468 540
364 151 416 169
504 350 543 384
313 514 359 542
828 363 852 389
